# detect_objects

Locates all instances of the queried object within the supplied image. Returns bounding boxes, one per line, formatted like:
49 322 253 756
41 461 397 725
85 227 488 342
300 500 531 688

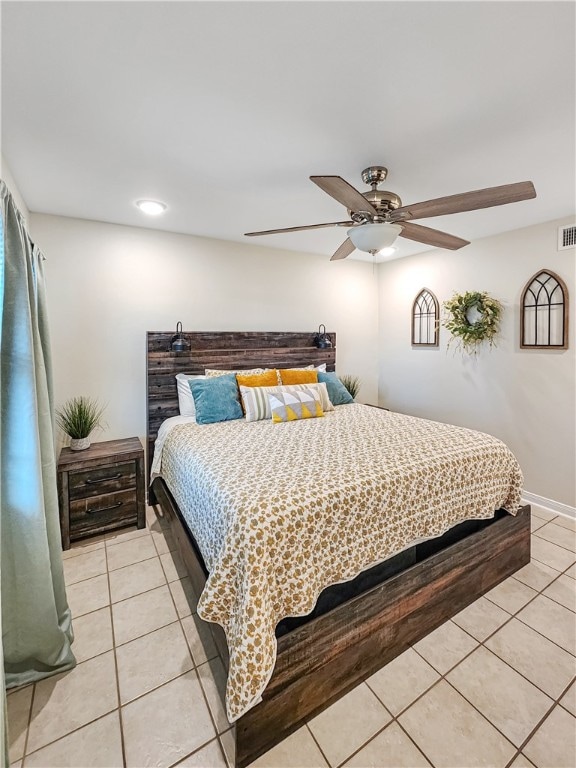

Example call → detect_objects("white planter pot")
69 437 91 451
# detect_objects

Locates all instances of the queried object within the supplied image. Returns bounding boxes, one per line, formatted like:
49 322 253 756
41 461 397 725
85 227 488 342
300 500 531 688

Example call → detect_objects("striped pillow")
240 382 334 422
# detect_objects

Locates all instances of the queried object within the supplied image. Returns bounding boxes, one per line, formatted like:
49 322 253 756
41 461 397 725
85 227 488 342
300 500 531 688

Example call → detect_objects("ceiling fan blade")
330 238 356 261
400 222 470 250
394 181 536 221
310 176 378 217
245 221 353 237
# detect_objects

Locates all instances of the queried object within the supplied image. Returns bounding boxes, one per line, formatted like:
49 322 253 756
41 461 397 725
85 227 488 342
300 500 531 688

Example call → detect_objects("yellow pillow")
236 370 279 388
279 369 319 385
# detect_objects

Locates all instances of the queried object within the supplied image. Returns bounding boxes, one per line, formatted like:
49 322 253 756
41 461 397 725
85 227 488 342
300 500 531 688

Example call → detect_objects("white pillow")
175 373 205 417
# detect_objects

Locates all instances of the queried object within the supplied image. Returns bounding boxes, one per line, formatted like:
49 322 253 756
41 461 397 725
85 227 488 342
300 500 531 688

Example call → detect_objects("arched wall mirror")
520 270 569 349
412 288 440 347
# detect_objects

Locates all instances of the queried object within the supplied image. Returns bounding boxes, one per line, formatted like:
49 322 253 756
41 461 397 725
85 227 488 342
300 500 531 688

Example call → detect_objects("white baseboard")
521 490 576 520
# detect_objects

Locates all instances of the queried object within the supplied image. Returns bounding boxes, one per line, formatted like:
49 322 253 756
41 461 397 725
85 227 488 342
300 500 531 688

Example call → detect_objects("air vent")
558 224 576 250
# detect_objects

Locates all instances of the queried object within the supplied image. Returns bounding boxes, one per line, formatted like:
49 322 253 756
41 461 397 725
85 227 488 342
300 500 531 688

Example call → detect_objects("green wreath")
442 291 502 354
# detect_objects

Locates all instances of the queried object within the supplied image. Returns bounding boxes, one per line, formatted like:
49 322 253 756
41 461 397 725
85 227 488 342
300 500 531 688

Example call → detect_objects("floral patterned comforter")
156 404 523 721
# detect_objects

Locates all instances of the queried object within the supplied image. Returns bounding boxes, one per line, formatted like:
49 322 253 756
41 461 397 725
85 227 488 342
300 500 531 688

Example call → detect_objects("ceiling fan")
245 166 536 260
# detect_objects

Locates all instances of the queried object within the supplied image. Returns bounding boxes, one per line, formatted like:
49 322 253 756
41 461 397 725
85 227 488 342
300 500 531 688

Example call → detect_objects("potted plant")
56 396 105 451
339 374 361 401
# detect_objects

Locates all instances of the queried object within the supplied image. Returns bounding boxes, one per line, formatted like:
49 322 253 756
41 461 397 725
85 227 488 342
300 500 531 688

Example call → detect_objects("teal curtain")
0 181 75 708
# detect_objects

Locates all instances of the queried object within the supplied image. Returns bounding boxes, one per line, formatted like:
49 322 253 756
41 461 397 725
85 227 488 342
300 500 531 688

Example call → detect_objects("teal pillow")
189 373 243 424
317 371 354 406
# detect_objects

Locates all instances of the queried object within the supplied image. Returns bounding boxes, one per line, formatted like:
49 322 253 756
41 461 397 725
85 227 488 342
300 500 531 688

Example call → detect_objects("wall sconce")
313 324 332 349
170 322 190 352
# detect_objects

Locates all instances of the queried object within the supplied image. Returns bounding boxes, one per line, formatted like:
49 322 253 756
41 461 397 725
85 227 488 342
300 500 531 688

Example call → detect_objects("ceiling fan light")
347 223 402 253
378 246 397 257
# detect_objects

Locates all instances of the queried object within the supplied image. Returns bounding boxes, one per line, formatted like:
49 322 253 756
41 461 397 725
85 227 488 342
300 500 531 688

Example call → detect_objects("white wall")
377 217 576 508
1 154 29 221
31 214 379 453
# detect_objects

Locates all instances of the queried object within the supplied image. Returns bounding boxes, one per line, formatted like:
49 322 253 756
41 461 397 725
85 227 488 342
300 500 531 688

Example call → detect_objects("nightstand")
57 437 146 550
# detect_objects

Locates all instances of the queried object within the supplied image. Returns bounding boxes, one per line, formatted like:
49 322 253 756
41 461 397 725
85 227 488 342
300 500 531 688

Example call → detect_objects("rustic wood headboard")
146 330 336 492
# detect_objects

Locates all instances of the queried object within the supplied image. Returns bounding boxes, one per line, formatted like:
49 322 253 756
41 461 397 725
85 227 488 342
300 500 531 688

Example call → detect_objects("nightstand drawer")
69 488 138 536
69 461 136 499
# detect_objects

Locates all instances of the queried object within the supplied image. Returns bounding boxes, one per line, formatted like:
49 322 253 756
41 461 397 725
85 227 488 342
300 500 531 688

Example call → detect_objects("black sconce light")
170 322 190 352
313 324 332 349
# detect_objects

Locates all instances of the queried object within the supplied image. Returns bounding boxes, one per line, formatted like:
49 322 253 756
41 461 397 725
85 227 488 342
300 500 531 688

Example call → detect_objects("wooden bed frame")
146 330 531 768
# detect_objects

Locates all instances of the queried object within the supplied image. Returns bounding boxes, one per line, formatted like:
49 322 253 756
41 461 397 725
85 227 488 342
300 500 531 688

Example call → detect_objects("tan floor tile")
160 549 189 582
151 526 177 555
517 594 576 655
554 514 576 532
343 721 431 768
366 647 440 716
176 739 227 767
509 755 536 768
485 577 538 614
25 711 123 767
62 549 107 585
108 556 166 603
447 646 553 747
485 618 576 699
112 584 177 645
62 535 106 559
71 607 113 663
7 685 33 763
560 681 576 716
122 670 216 768
105 525 149 545
514 560 560 592
249 725 329 768
27 651 117 753
147 505 171 531
197 657 230 734
535 522 576 553
169 576 199 618
399 680 516 768
542 573 576 612
531 536 576 572
181 613 219 665
452 596 510 641
566 563 576 579
106 533 156 571
220 729 235 768
309 682 391 767
414 620 478 674
66 574 110 618
116 621 193 704
531 516 547 532
531 506 557 521
523 706 576 768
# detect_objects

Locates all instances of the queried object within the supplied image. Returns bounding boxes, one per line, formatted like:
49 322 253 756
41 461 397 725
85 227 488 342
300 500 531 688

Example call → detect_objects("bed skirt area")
151 477 531 768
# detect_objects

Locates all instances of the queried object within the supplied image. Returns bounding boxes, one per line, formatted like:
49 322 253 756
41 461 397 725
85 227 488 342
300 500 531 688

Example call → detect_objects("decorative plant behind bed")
442 291 502 355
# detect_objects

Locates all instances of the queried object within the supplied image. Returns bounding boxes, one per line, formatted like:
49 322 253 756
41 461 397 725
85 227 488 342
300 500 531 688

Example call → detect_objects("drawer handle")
85 473 122 485
86 501 123 514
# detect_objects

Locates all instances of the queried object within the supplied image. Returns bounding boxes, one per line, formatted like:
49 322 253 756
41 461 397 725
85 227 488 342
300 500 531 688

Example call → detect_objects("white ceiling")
2 1 575 262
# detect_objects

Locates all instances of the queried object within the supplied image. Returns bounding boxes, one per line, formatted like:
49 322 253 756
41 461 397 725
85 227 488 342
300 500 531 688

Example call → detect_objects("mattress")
152 403 523 721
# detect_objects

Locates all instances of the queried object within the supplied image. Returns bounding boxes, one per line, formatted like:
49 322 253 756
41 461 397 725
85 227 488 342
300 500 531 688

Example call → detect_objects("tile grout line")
149 512 228 760
19 680 36 768
104 531 128 768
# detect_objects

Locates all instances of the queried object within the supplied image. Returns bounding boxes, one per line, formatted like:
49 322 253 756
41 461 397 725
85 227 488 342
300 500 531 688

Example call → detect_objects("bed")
146 330 530 767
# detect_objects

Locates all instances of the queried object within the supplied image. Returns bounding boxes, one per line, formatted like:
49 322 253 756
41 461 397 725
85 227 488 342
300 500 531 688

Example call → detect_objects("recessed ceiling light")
378 246 397 257
136 199 167 216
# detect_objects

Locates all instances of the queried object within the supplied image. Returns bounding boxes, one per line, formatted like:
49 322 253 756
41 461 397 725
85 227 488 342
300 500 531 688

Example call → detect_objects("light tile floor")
7 505 576 768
